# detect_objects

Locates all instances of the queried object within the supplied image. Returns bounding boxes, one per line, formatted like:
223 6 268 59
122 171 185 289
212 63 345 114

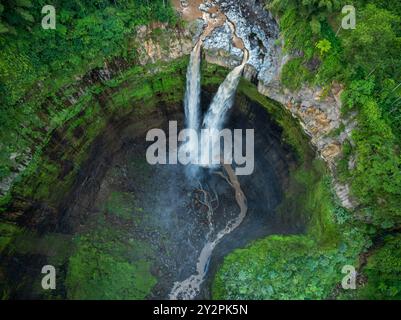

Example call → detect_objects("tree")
316 39 332 56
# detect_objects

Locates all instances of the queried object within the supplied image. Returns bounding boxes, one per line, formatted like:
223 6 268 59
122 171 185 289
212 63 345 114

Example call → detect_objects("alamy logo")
41 265 56 290
41 5 56 30
341 265 357 290
342 5 356 30
146 121 255 175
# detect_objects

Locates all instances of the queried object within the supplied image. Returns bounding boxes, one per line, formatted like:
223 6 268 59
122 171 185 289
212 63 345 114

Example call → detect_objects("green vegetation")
337 234 401 300
357 235 401 299
0 51 228 299
215 81 365 299
238 78 311 162
0 56 188 298
213 233 363 300
0 0 176 103
266 0 401 228
1 0 400 301
0 1 188 296
1 55 187 209
281 57 313 91
66 216 156 300
213 151 368 299
105 191 136 220
0 222 21 253
0 230 74 299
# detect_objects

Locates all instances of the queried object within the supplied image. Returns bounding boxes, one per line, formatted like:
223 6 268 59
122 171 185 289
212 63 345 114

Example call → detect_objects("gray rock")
202 0 280 84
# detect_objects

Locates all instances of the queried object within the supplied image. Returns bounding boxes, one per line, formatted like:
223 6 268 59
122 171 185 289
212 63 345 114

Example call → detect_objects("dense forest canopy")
0 0 176 106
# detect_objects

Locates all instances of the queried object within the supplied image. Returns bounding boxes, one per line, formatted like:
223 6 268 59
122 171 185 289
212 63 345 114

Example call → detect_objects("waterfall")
202 64 244 131
181 39 247 168
199 61 246 166
179 42 202 172
185 41 201 130
184 41 202 137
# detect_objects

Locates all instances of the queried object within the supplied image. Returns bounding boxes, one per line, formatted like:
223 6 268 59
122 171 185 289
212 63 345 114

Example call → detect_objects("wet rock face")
202 0 280 84
172 0 355 209
175 0 346 166
202 23 244 68
195 0 355 209
258 83 344 162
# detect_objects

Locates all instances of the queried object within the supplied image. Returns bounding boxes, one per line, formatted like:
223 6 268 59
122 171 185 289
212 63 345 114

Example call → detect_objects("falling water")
179 41 202 173
203 63 245 131
184 41 202 137
199 58 247 166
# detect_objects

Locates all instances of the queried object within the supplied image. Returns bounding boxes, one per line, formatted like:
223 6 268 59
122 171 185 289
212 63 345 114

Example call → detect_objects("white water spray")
185 41 201 131
199 58 247 166
179 41 202 172
184 41 202 139
199 18 249 164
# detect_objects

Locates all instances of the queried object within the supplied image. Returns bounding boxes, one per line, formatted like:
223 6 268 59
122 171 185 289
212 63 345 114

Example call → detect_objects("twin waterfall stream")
169 38 249 300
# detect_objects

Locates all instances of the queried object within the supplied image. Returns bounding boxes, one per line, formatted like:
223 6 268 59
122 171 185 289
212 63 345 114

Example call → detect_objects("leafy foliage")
280 57 312 90
0 56 189 298
213 140 367 299
358 235 401 299
241 0 401 300
349 98 401 227
0 0 178 201
66 219 156 300
341 4 401 83
315 39 332 56
213 231 364 300
0 0 177 105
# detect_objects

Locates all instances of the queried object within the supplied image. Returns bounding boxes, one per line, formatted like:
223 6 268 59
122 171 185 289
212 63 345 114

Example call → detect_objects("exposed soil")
172 0 205 21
